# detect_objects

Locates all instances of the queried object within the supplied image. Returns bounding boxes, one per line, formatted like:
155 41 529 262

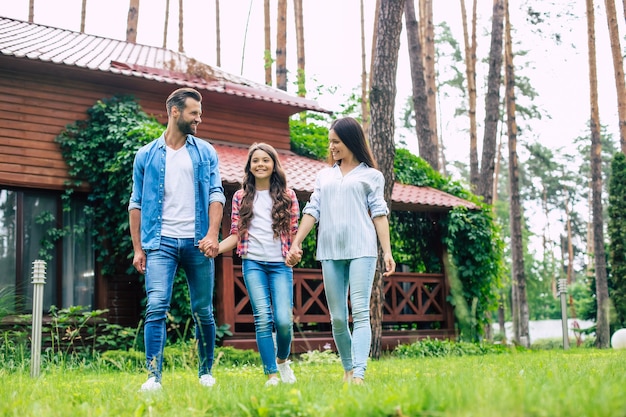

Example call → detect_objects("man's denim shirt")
128 134 226 250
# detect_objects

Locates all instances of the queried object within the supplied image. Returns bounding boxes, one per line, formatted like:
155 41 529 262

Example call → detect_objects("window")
0 188 95 314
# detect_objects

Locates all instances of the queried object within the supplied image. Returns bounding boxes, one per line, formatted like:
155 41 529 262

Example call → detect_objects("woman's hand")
382 252 396 277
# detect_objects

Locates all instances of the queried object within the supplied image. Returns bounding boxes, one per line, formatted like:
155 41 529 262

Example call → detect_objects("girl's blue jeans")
143 236 216 382
242 259 294 375
321 257 377 380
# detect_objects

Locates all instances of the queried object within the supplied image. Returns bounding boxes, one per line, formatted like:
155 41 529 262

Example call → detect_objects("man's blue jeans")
144 237 216 382
321 257 376 380
242 259 294 375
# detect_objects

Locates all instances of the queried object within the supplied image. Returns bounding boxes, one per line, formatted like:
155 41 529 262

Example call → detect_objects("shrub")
393 338 516 358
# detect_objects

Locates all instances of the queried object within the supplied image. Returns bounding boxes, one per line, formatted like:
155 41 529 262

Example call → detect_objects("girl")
219 143 299 386
286 117 395 385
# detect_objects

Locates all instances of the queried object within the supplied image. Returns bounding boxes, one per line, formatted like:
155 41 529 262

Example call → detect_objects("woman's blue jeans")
144 237 216 382
321 257 376 380
242 259 294 375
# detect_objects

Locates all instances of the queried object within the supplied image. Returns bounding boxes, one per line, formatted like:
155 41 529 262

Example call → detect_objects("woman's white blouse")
302 163 389 260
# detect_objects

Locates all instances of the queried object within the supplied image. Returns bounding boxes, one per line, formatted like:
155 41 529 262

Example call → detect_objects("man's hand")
133 250 146 274
199 233 219 258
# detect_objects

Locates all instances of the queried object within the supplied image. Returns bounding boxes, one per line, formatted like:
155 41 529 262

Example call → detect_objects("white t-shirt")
161 146 195 238
245 190 283 262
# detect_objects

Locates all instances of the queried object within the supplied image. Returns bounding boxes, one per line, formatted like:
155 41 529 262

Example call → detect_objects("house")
0 16 477 352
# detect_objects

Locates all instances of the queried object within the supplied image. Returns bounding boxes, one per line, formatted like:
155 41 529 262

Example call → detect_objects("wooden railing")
215 257 456 351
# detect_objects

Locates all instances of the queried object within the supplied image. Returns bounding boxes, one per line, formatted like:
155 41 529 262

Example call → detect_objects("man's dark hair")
166 88 202 116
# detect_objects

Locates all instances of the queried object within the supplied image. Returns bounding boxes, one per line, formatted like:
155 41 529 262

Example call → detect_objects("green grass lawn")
2 349 626 417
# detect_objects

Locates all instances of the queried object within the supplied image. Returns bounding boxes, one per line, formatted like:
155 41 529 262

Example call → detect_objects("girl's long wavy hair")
238 143 292 239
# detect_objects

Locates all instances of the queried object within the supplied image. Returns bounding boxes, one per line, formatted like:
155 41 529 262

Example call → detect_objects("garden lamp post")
558 278 569 350
30 260 47 378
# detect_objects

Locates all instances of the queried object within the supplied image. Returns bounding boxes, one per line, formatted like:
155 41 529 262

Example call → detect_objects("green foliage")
608 152 626 329
394 149 503 340
102 344 260 372
390 211 442 273
442 206 503 339
44 306 138 355
393 337 517 358
214 345 261 367
289 116 330 161
55 95 164 276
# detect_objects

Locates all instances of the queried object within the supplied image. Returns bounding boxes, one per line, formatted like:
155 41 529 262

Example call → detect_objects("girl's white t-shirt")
245 190 283 262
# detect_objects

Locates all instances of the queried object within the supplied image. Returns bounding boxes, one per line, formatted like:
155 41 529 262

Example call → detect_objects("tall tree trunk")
294 0 305 97
461 0 479 189
419 0 439 169
360 0 370 136
276 0 288 91
405 0 438 170
264 0 272 86
366 0 382 138
80 0 87 33
163 0 170 48
215 0 221 67
586 0 611 348
126 0 140 43
477 0 504 204
28 0 34 22
178 0 184 52
604 0 626 153
368 0 404 359
504 0 529 347
493 133 507 340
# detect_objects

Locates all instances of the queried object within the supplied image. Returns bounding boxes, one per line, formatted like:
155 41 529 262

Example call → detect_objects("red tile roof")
0 17 329 114
213 142 478 211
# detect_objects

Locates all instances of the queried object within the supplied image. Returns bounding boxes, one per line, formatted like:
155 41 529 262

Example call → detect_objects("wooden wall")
0 59 294 192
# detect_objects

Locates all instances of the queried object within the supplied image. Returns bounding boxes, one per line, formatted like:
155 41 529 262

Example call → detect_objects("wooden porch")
215 256 457 353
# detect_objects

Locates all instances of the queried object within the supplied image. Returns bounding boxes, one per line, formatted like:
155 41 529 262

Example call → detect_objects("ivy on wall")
55 95 164 277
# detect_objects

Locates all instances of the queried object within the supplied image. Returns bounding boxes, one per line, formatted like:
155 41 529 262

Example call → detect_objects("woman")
219 143 299 386
286 117 395 385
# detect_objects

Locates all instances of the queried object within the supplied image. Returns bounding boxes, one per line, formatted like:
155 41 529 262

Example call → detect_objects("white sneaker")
277 360 296 384
199 374 216 387
139 376 162 392
265 376 280 387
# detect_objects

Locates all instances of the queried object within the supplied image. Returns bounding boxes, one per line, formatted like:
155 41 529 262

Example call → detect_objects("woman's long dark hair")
238 143 292 238
328 117 378 169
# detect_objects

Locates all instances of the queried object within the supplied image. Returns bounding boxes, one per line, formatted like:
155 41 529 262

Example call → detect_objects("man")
129 87 225 391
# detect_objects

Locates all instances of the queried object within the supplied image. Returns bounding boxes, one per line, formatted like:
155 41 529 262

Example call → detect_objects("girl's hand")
285 245 303 267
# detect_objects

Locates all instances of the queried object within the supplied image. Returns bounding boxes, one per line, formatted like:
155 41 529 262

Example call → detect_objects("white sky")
1 0 622 166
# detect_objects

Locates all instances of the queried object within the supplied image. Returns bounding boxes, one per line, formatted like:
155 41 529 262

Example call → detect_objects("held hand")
133 251 146 274
199 234 219 258
382 253 396 277
285 245 303 267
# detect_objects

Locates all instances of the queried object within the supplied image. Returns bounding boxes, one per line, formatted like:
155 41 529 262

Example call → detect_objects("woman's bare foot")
343 370 353 383
352 377 364 385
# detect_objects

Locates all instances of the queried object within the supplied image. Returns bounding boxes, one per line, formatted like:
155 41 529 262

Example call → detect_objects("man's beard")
178 118 197 135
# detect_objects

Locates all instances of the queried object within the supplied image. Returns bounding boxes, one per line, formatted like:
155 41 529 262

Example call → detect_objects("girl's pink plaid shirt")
228 188 300 258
